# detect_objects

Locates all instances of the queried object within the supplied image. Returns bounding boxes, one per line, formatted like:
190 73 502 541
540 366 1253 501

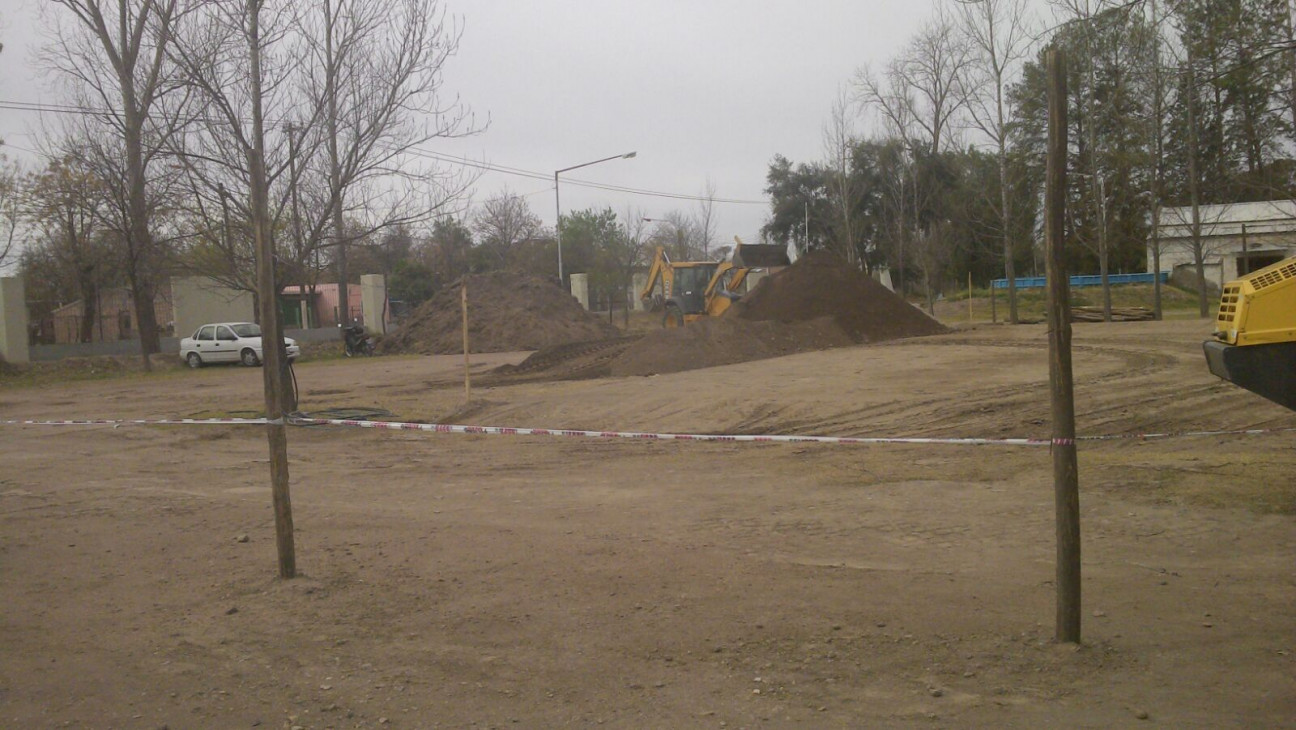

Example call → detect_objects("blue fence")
991 272 1169 290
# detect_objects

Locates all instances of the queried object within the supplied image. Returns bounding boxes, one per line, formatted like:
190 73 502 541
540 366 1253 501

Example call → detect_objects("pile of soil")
378 272 620 355
731 250 948 342
610 252 946 376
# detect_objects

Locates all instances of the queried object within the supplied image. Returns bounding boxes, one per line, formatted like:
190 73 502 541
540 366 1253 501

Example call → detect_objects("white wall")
0 277 29 363
171 277 255 339
570 273 590 310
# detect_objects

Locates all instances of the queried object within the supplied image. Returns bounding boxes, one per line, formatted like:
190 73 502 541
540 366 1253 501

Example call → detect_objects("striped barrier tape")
1 418 266 426
288 416 1051 447
1 417 1292 447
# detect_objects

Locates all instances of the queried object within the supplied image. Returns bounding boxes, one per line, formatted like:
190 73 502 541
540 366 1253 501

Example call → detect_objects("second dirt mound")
732 250 947 342
610 252 947 376
379 272 620 355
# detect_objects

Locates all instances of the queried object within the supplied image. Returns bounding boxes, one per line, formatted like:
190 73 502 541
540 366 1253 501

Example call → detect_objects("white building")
1148 200 1296 288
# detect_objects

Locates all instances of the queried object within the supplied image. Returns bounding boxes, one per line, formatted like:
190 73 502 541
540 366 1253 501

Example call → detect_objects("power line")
0 97 769 206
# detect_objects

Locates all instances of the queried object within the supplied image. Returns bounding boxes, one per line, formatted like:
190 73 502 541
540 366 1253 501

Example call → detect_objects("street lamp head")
622 151 637 159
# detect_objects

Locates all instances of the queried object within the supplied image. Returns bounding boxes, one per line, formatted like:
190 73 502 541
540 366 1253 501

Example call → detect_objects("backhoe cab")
1203 255 1296 411
639 238 789 327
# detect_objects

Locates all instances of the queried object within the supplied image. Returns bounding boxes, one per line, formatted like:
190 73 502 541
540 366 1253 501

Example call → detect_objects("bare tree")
0 155 21 269
858 9 972 158
24 154 111 343
472 190 542 269
614 208 649 326
855 10 971 293
302 0 478 331
957 0 1034 323
44 0 187 369
822 86 865 268
1145 0 1171 319
648 211 704 260
694 178 718 259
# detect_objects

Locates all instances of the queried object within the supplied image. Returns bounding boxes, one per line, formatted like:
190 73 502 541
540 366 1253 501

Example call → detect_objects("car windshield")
231 323 261 338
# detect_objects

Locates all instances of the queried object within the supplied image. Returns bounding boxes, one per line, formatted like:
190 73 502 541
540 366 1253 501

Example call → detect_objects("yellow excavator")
1203 255 1295 411
639 237 790 327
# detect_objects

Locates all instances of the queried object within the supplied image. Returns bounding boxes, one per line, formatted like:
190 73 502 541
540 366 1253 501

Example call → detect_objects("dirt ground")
1 320 1293 729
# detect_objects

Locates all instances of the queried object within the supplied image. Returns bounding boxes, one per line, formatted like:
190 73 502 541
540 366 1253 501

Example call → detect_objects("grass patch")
0 354 191 389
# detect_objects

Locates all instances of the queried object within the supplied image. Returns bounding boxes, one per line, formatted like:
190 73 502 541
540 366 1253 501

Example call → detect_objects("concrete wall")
360 274 388 334
630 272 648 311
171 277 255 339
570 273 590 310
0 277 30 364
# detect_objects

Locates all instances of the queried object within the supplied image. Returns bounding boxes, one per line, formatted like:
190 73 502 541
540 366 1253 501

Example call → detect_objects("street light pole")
555 151 637 284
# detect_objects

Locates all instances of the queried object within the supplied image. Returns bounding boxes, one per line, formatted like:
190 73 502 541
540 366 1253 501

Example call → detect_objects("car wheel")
186 352 203 369
662 305 684 328
240 348 261 367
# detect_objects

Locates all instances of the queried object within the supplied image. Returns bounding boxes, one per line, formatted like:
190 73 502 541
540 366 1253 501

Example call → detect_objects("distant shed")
1149 200 1296 287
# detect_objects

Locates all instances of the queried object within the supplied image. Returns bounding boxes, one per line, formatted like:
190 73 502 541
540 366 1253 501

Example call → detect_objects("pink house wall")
280 283 363 328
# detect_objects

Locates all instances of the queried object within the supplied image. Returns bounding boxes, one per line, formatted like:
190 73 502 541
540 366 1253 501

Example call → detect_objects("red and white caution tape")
0 418 267 427
2 417 1292 447
288 416 1051 447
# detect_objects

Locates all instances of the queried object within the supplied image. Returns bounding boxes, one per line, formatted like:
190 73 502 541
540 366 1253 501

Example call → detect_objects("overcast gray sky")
1 0 958 249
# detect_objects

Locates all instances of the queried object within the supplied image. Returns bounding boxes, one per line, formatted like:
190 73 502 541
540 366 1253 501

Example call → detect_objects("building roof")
1157 200 1296 241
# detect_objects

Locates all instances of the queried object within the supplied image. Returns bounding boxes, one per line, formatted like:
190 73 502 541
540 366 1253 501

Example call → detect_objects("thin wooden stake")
462 281 470 403
968 272 974 323
1046 49 1081 644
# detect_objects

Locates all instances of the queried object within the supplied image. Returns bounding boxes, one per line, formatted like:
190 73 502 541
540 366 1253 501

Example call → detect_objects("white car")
180 322 300 368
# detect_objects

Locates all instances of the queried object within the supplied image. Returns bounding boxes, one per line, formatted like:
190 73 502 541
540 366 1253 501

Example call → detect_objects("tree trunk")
121 53 158 370
78 276 98 343
1186 50 1210 318
248 0 295 580
325 2 348 333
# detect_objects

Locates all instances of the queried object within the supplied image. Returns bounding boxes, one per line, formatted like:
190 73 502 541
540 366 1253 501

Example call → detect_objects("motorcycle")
343 323 376 357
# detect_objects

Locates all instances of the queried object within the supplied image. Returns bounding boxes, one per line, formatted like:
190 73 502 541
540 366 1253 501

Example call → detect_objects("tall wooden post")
462 281 471 403
249 0 295 579
1045 49 1080 643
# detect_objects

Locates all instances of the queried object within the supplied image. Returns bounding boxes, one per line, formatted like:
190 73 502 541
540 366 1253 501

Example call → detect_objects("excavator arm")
639 247 673 307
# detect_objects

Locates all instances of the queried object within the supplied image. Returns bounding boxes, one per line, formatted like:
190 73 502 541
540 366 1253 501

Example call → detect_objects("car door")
214 325 240 362
192 325 218 361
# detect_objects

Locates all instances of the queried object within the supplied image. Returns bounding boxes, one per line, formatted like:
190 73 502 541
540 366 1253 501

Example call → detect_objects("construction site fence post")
462 282 471 403
1046 48 1081 644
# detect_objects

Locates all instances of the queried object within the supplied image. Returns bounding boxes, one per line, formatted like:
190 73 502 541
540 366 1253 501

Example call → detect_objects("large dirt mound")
379 272 620 355
609 252 946 376
732 250 947 342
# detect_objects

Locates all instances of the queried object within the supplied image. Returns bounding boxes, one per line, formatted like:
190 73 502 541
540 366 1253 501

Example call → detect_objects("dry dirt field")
2 320 1293 729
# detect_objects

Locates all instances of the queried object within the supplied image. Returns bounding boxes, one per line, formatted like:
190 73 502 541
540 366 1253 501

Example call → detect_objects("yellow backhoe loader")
1203 255 1295 411
639 238 790 327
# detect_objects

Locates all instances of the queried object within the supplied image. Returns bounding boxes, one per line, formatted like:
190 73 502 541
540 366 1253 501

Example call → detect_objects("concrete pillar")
360 274 388 334
631 272 648 311
0 277 30 364
873 266 895 292
570 273 590 310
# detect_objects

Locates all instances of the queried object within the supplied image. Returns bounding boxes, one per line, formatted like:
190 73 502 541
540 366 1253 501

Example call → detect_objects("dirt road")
1 320 1292 728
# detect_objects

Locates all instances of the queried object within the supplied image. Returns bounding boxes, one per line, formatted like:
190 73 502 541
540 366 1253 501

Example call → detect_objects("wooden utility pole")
249 0 295 579
462 281 471 403
1045 49 1080 643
